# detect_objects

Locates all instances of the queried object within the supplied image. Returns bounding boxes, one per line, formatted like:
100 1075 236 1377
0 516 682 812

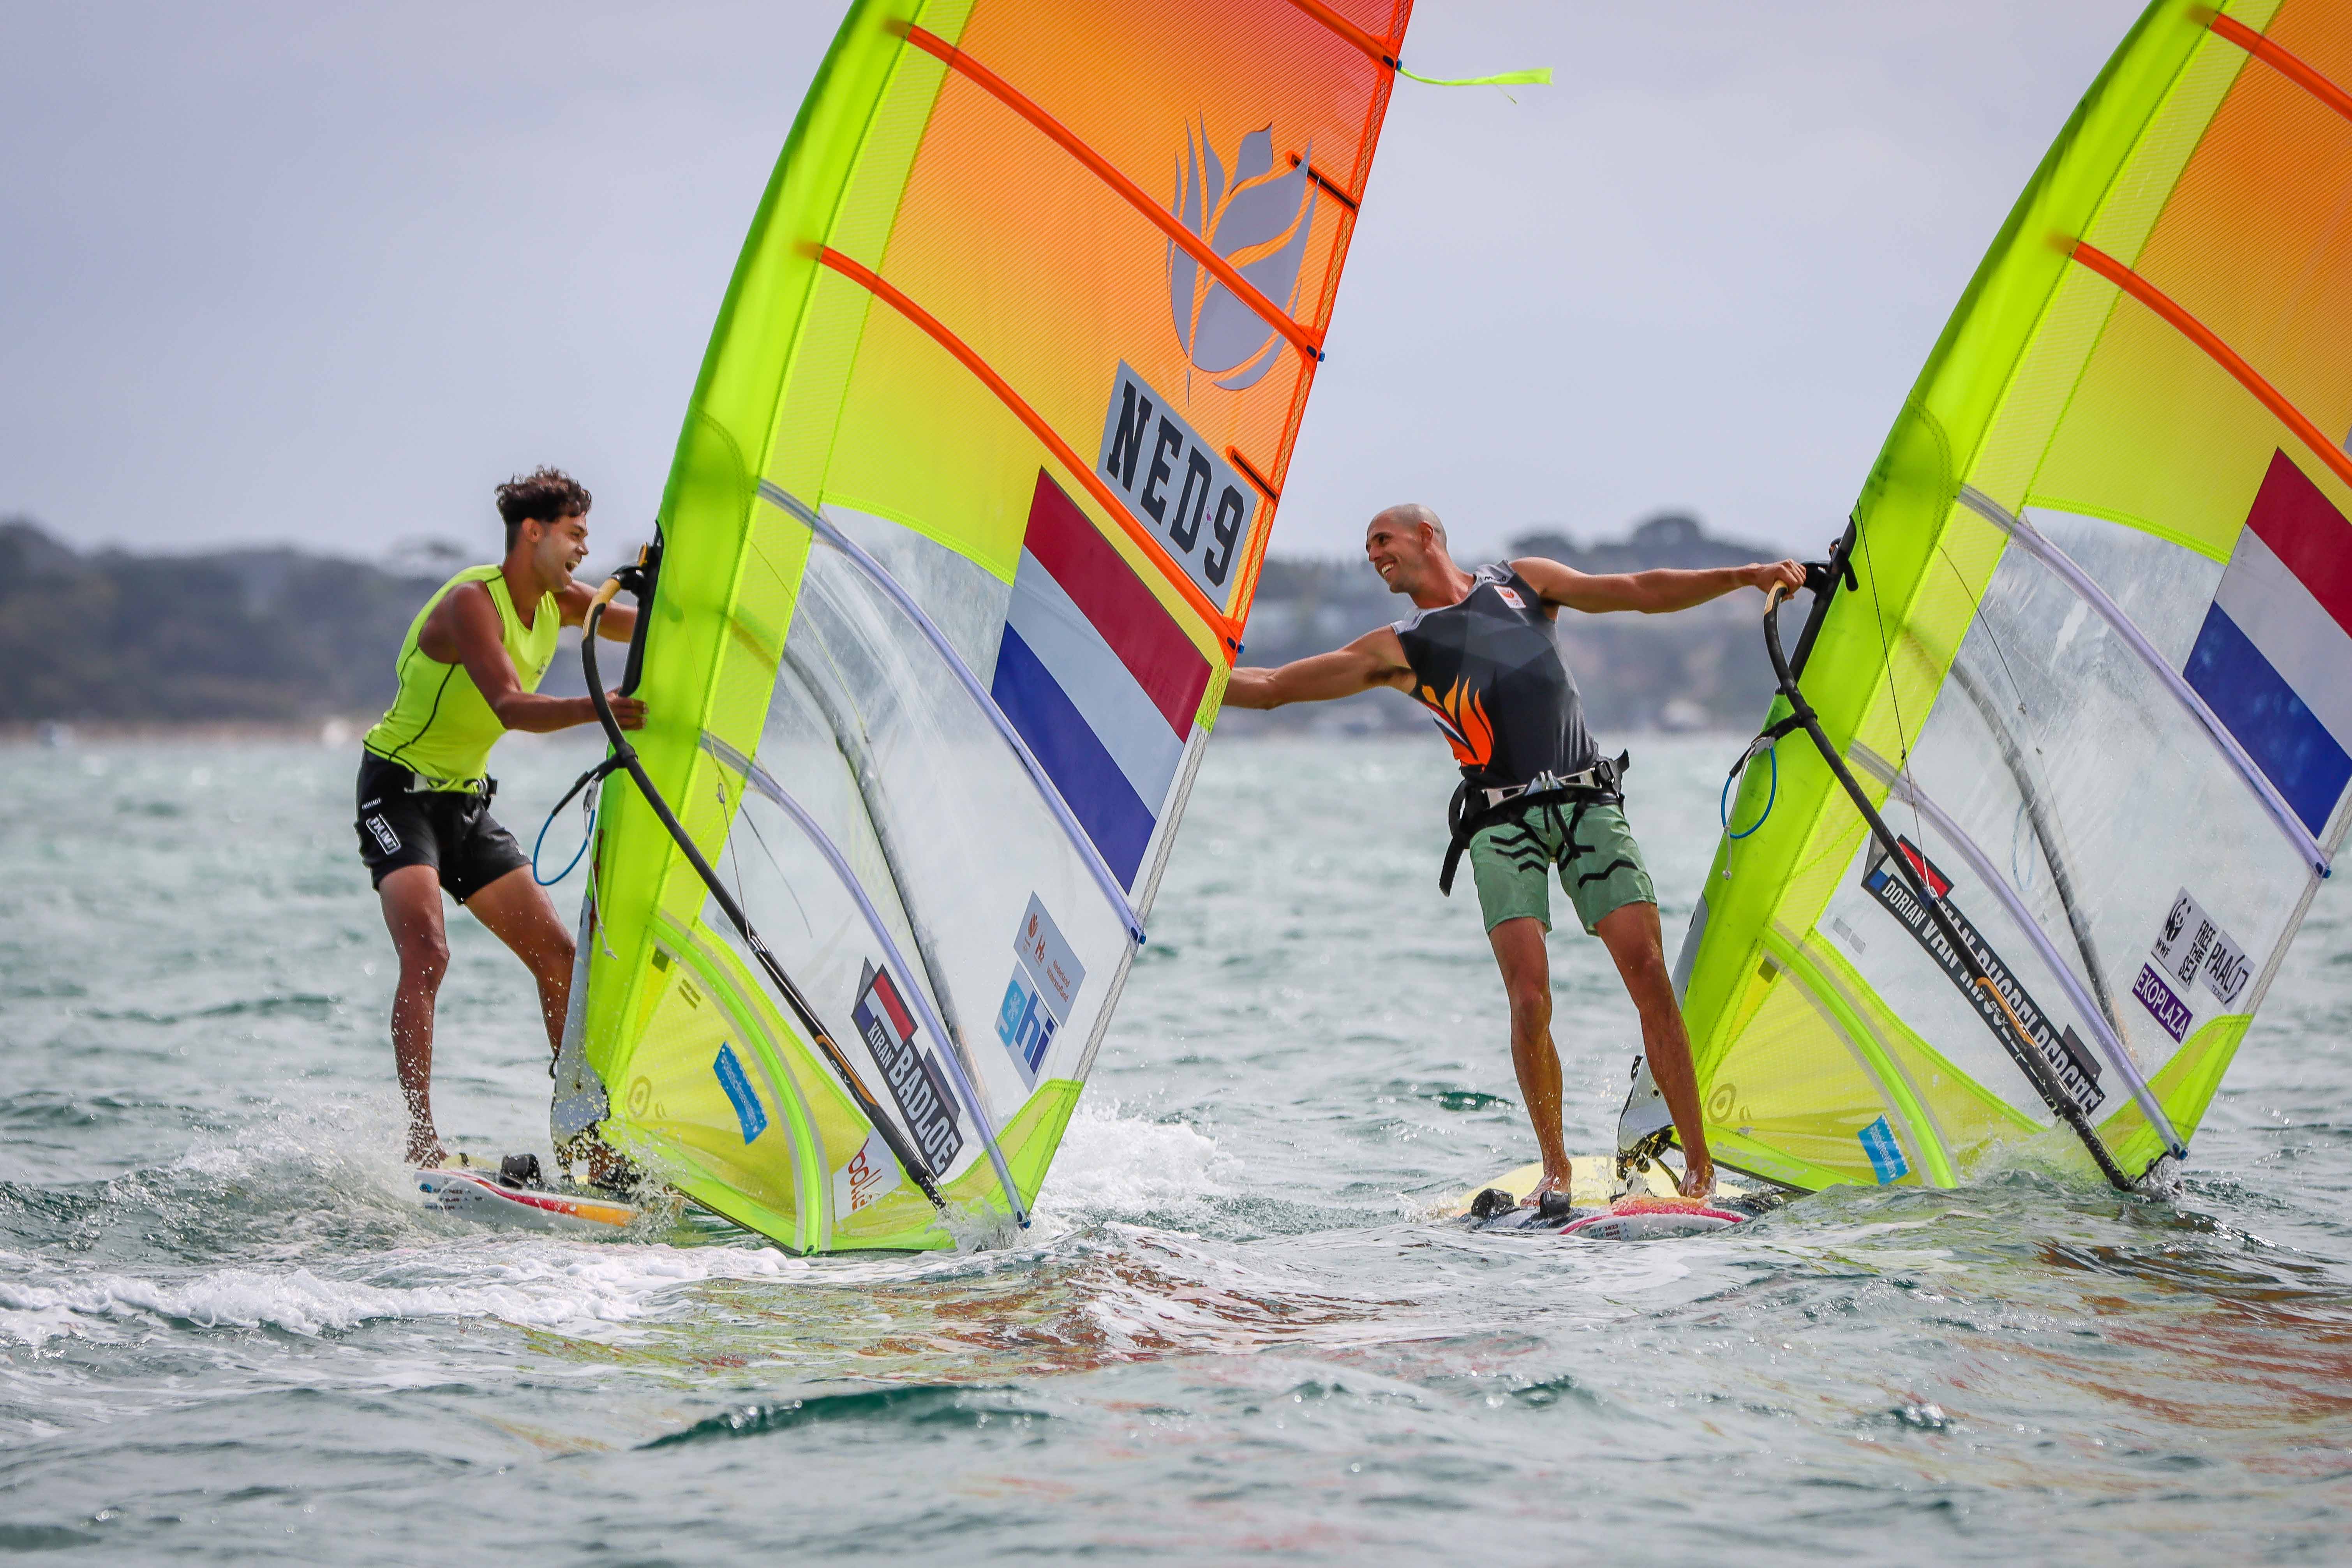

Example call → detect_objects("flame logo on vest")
1419 680 1495 769
1168 123 1316 392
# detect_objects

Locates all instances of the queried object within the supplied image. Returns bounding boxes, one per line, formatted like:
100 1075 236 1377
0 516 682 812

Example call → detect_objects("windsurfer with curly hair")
354 467 645 1169
1226 504 1803 1204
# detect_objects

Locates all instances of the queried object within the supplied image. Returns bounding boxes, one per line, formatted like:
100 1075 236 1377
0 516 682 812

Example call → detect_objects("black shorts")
354 751 529 902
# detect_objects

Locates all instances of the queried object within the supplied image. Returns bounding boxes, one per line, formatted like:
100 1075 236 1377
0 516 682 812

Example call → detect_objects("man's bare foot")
583 1140 636 1192
1523 1166 1574 1207
406 1125 445 1168
1678 1160 1715 1199
559 1129 637 1192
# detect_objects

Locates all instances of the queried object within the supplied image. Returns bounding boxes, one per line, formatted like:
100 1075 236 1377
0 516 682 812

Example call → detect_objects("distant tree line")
0 511 1807 730
0 519 451 723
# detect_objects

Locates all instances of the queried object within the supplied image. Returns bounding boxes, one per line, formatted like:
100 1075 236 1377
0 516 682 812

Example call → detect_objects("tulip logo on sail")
1168 123 1316 392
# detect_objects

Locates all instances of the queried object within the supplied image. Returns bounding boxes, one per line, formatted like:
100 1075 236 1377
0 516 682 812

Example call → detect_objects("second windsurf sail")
1634 0 2352 1192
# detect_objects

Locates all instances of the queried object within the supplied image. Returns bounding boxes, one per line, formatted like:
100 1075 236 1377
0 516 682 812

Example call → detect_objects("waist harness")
1439 750 1629 896
367 751 497 804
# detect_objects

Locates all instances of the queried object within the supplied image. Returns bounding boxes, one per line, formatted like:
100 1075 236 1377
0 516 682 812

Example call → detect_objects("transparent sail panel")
755 520 1137 1155
2025 508 2226 667
1804 517 2302 1155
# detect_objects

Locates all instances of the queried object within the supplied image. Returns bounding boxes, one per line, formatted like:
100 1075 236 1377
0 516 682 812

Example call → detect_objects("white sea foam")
1033 1101 1235 1217
0 1243 806 1346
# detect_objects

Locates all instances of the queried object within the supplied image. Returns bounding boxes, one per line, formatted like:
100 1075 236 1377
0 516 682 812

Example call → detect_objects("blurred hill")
0 518 446 724
0 520 621 727
0 511 1807 733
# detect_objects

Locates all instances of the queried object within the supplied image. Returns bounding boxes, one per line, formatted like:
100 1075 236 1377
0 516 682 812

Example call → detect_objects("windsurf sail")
1627 0 2352 1192
551 0 1415 1249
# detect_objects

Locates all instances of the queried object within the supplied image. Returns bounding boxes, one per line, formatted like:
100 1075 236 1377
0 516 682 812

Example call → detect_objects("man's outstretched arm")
1225 626 1414 710
1514 556 1805 615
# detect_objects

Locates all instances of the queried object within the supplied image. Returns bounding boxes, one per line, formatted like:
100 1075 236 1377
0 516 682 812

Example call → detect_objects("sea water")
1 732 2348 1564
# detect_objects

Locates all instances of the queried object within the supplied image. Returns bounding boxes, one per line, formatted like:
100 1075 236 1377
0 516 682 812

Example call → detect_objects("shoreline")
0 719 1755 748
0 718 375 746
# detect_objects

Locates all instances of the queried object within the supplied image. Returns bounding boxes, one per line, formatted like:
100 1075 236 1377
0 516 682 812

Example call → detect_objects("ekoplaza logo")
1167 123 1315 392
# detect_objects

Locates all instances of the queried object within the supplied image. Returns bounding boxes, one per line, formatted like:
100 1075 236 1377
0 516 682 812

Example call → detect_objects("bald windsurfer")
354 467 643 1169
1225 506 1804 1203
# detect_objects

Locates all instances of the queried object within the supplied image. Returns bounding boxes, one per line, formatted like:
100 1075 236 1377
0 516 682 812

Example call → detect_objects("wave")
0 1240 808 1346
642 1383 1043 1448
83 992 340 1025
1032 1101 1234 1221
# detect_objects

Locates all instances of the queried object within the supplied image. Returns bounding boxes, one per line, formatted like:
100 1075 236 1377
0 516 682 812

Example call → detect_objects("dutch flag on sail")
2184 449 2352 835
991 471 1212 887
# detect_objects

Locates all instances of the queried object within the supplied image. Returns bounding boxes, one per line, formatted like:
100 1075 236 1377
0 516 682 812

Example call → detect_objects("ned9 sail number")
1096 363 1261 611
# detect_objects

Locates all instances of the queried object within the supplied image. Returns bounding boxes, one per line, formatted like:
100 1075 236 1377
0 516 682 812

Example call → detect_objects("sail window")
1957 485 2329 877
758 479 1148 943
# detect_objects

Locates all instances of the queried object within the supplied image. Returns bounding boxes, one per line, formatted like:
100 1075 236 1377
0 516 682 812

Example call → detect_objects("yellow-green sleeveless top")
362 565 559 786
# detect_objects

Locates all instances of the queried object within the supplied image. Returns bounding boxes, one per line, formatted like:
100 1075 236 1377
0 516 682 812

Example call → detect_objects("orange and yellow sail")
1654 1 2352 1192
557 0 1415 1249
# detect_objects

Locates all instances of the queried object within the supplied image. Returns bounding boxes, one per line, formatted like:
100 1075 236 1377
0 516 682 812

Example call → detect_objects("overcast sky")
0 1 2146 564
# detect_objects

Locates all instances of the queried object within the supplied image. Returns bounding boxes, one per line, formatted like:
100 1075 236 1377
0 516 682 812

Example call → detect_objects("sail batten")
2070 240 2352 498
901 24 1323 358
812 245 1247 646
1279 0 1398 66
2208 11 2352 127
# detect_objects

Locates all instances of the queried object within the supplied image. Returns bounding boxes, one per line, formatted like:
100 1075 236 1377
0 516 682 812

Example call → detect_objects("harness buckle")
402 770 493 799
1475 754 1624 813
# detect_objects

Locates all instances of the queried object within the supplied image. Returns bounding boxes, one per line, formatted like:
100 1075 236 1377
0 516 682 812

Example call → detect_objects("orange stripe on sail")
2070 239 2352 497
901 24 1324 363
2204 9 2352 127
815 245 1242 656
1280 0 1400 68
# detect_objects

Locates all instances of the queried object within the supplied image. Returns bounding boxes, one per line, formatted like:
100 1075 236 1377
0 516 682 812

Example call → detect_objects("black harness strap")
1439 751 1630 895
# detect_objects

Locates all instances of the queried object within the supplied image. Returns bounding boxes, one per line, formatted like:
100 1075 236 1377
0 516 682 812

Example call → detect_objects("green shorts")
1467 800 1656 935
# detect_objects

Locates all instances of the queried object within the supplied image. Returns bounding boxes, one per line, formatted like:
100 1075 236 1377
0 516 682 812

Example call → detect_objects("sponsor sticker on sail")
1858 1115 1909 1185
997 894 1086 1090
2132 964 2194 1043
851 961 963 1174
2149 886 2250 1008
1862 838 2104 1113
712 1042 767 1145
832 1127 901 1217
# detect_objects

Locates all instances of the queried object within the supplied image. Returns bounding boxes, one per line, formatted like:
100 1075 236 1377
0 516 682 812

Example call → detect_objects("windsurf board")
1458 1155 1782 1240
414 1152 639 1233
